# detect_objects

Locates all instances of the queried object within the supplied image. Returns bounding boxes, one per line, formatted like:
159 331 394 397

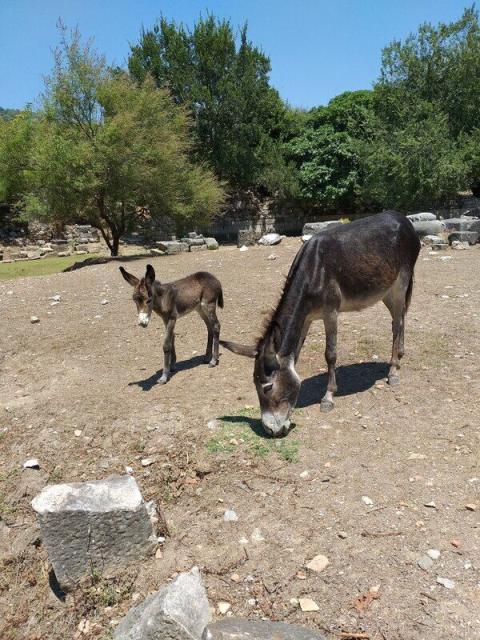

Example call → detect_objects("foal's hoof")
320 400 334 413
208 359 219 368
158 376 169 385
388 374 400 386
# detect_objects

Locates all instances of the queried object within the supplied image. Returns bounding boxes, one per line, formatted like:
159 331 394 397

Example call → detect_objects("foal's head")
221 329 300 437
119 264 156 328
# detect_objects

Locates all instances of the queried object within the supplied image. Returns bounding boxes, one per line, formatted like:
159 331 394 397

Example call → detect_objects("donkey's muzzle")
261 412 291 438
138 312 150 327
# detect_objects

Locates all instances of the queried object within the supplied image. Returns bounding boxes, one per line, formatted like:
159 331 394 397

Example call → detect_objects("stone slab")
302 221 341 236
32 475 155 590
203 619 327 640
114 567 209 640
412 220 446 237
448 231 478 245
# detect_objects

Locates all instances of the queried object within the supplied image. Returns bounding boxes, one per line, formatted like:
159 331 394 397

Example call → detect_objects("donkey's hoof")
388 374 400 386
208 359 219 368
159 376 169 385
320 400 334 413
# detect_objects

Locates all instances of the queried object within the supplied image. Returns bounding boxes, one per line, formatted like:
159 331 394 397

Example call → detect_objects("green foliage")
0 110 36 204
0 107 21 122
24 26 224 256
285 91 374 209
0 254 100 280
129 16 292 193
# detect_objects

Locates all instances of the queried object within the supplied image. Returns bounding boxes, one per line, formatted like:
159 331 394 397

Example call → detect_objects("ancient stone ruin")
32 475 157 590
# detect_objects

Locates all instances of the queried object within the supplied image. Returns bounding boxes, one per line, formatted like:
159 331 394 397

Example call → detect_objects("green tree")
0 109 36 205
128 16 291 193
371 7 479 202
27 27 224 256
285 91 374 210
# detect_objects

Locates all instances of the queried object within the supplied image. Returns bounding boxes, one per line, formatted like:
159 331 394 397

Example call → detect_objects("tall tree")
285 91 374 210
25 27 224 256
128 16 291 193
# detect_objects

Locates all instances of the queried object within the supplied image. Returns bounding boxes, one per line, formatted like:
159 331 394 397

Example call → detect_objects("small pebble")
251 528 265 542
299 597 319 612
427 549 441 560
306 554 330 573
437 577 455 589
100 299 109 305
74 429 82 437
424 501 437 508
362 496 374 506
141 458 155 467
224 509 238 522
338 531 348 539
23 458 40 469
30 316 40 324
418 555 433 571
217 601 231 614
465 503 477 511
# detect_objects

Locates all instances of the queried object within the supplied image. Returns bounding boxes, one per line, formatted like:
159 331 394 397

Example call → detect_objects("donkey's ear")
145 264 155 287
220 340 258 358
119 266 139 287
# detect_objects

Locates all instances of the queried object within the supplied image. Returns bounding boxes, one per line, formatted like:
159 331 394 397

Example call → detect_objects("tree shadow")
297 361 389 408
128 355 207 391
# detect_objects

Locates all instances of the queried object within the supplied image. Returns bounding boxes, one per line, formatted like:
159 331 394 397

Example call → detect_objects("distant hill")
0 107 21 121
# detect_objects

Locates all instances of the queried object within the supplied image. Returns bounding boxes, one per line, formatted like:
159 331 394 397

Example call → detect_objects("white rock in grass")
23 458 40 469
299 598 319 612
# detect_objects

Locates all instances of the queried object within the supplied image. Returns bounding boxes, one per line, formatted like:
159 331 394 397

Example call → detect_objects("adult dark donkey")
120 264 223 384
221 211 421 437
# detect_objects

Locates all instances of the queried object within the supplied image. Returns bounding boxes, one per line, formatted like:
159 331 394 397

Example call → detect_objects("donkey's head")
221 331 301 437
119 264 156 328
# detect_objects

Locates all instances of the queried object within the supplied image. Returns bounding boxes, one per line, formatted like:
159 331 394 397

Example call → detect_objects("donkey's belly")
339 289 386 312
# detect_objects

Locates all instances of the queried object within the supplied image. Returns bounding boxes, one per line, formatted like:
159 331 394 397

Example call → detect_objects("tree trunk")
111 232 120 257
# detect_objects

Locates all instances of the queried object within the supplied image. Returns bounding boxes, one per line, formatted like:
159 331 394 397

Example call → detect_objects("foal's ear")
119 266 139 287
220 340 258 358
145 264 155 287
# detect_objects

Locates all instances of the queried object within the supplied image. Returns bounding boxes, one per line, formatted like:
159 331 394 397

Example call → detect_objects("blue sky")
0 0 471 110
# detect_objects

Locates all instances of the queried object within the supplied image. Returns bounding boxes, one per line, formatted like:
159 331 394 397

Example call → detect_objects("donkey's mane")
255 246 305 350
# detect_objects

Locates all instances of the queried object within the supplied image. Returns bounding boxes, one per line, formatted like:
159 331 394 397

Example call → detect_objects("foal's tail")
405 272 414 312
218 286 224 309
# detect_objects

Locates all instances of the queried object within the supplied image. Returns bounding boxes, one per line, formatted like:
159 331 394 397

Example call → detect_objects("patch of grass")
206 407 301 463
0 253 100 280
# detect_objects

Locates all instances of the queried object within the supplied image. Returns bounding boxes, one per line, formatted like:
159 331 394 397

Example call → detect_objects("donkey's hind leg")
383 271 410 386
198 303 220 367
320 310 338 412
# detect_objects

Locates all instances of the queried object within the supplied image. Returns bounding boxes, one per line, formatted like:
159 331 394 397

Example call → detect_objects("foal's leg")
200 302 220 367
160 317 176 384
320 311 338 412
383 273 409 386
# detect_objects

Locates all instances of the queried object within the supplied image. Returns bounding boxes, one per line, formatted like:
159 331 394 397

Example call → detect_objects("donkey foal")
120 264 223 384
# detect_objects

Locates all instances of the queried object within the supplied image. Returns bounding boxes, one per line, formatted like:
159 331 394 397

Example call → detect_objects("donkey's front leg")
320 311 338 412
160 318 176 384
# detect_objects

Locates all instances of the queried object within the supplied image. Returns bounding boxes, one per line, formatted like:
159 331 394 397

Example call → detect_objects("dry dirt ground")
0 238 479 640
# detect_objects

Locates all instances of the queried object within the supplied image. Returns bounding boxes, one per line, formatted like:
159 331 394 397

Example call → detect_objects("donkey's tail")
405 272 414 312
218 286 224 309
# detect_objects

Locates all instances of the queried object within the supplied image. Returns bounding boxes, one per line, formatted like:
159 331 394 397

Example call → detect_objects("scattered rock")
251 528 265 543
299 597 319 612
156 240 189 255
258 233 283 246
427 549 441 560
100 299 109 305
74 430 82 437
49 295 61 302
448 231 479 245
23 458 40 469
223 509 238 522
141 458 155 467
338 531 348 539
424 501 437 509
30 316 40 324
203 618 327 639
267 253 278 260
306 554 330 573
361 496 374 506
417 555 433 571
114 567 209 640
465 503 477 511
32 475 156 590
422 234 443 245
302 221 341 235
407 212 437 222
217 601 231 615
411 220 446 237
451 240 469 250
239 245 248 252
205 238 219 250
436 577 455 589
408 453 427 460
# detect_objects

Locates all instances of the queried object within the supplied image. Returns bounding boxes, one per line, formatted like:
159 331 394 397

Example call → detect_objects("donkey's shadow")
129 356 207 391
297 361 389 408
